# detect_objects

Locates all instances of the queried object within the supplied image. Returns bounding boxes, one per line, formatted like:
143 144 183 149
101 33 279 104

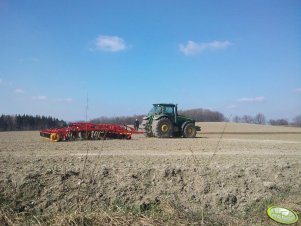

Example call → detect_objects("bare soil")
0 122 300 225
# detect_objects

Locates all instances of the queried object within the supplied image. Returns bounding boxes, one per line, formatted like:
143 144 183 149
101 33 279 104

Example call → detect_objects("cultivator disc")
40 122 143 142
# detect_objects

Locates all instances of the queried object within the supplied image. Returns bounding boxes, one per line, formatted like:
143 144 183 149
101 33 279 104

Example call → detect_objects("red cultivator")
40 122 142 142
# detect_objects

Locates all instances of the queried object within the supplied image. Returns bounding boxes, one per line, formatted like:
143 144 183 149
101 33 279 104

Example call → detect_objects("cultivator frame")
40 122 142 142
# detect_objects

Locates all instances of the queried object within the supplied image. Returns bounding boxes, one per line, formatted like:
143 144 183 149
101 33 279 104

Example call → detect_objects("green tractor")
141 103 201 138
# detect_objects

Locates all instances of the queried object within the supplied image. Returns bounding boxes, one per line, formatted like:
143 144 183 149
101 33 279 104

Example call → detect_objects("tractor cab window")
163 106 174 114
148 106 161 115
148 105 175 115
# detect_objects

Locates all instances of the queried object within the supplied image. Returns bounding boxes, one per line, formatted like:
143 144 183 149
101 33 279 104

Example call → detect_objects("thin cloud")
32 95 47 100
226 104 237 109
0 78 7 85
293 88 301 93
18 57 40 63
237 96 265 103
31 57 40 63
14 89 25 94
179 40 231 56
95 35 128 52
56 98 73 103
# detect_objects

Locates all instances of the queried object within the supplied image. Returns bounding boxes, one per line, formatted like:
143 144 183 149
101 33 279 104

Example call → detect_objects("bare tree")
232 116 241 123
241 115 254 124
292 115 301 127
254 113 266 124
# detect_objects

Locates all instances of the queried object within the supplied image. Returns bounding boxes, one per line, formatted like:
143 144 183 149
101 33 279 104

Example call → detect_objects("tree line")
232 114 301 127
91 108 225 125
0 114 66 131
178 108 225 122
90 115 145 125
1 111 300 131
91 111 301 127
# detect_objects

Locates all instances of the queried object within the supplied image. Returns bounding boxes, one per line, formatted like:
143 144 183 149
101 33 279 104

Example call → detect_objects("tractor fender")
181 121 201 132
181 121 194 130
153 114 169 121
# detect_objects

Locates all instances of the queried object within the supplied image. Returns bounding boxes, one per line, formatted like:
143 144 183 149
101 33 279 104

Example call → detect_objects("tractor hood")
143 114 195 124
176 115 195 124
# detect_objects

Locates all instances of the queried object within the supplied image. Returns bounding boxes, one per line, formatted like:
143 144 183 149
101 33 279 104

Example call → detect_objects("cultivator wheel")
50 133 60 142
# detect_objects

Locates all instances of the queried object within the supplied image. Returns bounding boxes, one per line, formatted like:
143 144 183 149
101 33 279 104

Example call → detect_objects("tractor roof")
153 103 176 107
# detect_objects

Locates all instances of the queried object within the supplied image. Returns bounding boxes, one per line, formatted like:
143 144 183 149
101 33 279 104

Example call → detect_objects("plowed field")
0 123 300 225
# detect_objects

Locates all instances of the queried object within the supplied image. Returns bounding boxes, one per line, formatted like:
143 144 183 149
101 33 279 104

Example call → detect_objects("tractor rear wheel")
153 117 172 138
183 123 197 138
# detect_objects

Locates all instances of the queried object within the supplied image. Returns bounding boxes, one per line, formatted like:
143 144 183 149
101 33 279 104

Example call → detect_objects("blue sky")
0 0 300 121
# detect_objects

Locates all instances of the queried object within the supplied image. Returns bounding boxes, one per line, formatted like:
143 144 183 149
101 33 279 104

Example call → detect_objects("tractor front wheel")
144 131 153 137
141 119 153 137
183 123 197 138
153 118 172 138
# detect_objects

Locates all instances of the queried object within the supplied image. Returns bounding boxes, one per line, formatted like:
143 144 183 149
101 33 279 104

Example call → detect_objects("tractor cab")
148 104 177 117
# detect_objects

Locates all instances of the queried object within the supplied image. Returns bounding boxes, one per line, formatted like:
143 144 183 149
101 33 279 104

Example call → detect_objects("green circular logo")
267 206 299 224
